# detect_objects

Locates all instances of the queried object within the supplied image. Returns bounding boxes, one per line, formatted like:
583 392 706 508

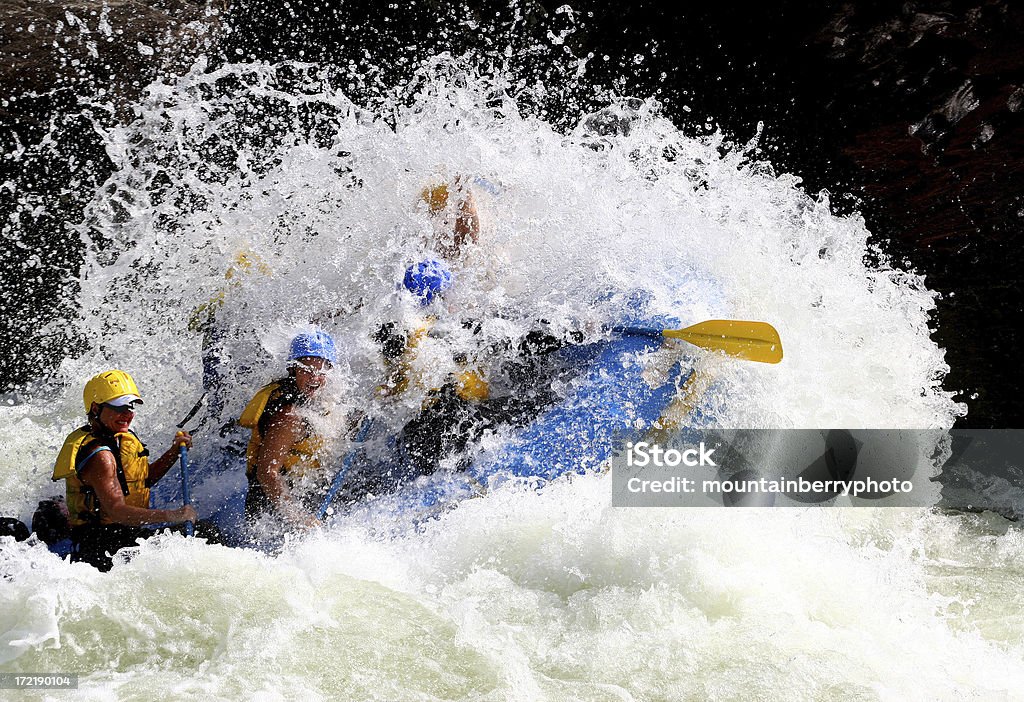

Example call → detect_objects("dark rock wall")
810 1 1024 427
1 0 1020 426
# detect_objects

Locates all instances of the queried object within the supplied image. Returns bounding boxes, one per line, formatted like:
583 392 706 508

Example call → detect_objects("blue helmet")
403 259 453 306
288 329 337 365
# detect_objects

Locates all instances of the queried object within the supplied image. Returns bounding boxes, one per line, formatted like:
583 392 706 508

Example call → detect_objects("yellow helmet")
83 370 143 412
419 183 450 214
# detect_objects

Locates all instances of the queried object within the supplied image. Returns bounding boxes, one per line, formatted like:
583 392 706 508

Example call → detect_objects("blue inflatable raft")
193 275 729 538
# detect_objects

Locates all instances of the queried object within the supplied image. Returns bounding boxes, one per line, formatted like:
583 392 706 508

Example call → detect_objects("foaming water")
3 478 1023 699
2 55 1015 699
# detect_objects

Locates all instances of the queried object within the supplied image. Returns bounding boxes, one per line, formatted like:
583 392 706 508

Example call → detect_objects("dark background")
2 0 1022 426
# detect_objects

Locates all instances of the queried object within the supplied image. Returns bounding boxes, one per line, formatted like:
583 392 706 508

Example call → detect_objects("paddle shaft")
179 445 194 536
612 326 664 339
317 418 373 520
176 393 207 430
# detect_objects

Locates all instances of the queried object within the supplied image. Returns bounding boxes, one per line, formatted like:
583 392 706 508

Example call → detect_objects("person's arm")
146 431 193 485
79 452 196 526
255 410 318 526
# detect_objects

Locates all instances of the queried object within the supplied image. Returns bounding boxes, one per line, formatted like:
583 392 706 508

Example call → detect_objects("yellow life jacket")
379 316 490 402
51 426 151 527
239 381 324 479
454 368 490 402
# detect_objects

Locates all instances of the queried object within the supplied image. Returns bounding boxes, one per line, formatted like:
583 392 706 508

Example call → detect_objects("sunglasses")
104 403 138 414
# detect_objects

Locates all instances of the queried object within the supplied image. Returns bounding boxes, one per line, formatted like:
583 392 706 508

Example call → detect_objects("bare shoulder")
78 447 118 486
263 404 304 434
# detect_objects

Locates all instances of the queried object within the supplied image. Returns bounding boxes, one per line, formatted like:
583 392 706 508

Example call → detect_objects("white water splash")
0 55 1001 700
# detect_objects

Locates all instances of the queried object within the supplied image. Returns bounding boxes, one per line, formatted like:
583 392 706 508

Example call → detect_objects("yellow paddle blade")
664 320 783 364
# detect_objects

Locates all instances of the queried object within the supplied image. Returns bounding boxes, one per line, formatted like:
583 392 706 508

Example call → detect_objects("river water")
1 57 1021 700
